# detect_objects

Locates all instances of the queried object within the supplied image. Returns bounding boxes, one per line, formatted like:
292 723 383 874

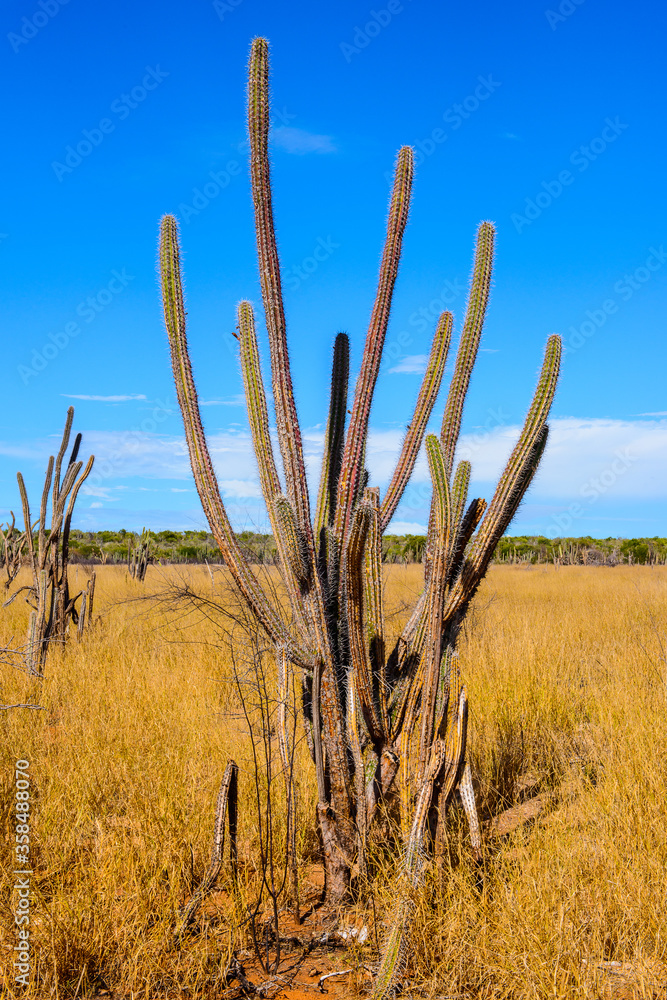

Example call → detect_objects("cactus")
128 528 153 582
158 37 561 993
5 408 95 674
0 513 27 591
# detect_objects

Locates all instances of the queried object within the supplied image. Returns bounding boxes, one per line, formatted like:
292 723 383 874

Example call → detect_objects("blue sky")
2 0 666 537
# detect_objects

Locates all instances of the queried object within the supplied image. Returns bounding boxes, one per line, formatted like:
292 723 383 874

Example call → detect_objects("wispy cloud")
62 394 147 402
272 127 336 155
388 354 428 375
200 395 245 407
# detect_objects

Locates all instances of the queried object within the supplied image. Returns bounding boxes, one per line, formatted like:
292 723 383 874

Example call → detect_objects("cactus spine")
158 37 561 995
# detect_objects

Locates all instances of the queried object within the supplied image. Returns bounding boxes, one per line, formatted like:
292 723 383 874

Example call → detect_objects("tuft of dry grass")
1 563 667 998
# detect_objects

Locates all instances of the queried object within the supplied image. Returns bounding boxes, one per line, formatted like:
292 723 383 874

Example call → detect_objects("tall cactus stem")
335 146 414 545
248 37 313 545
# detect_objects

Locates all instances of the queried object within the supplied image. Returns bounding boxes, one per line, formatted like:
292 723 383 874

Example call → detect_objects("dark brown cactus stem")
247 37 313 549
334 145 414 546
314 333 349 548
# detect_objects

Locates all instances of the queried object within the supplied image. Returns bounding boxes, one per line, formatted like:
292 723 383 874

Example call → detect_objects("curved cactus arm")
445 335 561 620
364 487 388 734
380 311 452 533
314 333 349 546
439 221 496 477
334 146 414 545
248 38 313 547
344 500 384 743
159 214 303 660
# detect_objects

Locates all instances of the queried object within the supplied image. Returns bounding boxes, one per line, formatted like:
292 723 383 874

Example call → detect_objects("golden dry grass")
1 563 667 998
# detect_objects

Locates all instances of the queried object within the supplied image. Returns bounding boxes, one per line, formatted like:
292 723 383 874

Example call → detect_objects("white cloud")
453 416 667 500
220 480 262 499
62 394 147 402
200 395 245 407
388 354 428 375
7 417 667 530
272 127 336 155
386 520 428 535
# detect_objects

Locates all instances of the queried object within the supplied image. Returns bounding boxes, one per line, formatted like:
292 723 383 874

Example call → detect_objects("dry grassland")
1 563 667 998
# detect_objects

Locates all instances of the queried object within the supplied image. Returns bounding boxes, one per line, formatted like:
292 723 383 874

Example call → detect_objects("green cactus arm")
314 333 349 546
417 436 452 775
433 645 453 738
363 487 388 734
445 335 561 619
248 38 313 548
237 300 282 504
439 221 495 476
445 496 487 588
52 406 74 515
344 500 384 743
334 146 414 545
237 301 313 625
272 495 310 587
346 671 368 857
159 214 305 661
450 460 471 538
380 311 452 533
